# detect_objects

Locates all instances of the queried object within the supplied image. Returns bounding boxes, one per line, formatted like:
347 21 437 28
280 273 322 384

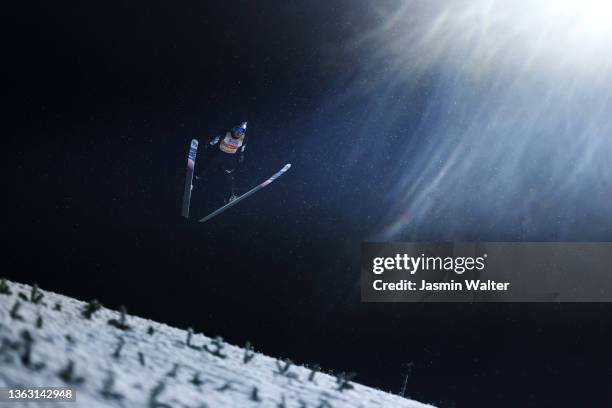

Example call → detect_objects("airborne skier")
182 121 291 222
197 122 248 204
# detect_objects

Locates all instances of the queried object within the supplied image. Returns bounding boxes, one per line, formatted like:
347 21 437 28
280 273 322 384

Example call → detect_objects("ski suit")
197 130 247 203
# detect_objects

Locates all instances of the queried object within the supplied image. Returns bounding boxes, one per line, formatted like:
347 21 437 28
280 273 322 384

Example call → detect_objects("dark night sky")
6 1 612 407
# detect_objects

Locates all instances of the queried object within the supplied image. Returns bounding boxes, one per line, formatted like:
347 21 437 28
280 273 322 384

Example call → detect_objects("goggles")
232 127 246 137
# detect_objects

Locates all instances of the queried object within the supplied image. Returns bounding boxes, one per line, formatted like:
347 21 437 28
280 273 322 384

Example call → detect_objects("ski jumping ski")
199 163 292 223
181 139 199 218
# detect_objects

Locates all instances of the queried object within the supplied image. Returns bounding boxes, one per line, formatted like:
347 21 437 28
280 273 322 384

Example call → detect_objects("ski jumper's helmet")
231 122 247 137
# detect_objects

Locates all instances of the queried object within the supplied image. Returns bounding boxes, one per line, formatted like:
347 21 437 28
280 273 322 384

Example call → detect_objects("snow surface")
0 281 435 408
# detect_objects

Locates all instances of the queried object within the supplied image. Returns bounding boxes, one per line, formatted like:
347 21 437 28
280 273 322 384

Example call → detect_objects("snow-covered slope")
0 281 435 408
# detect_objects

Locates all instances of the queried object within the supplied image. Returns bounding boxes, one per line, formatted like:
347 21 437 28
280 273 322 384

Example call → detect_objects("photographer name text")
371 253 510 292
373 279 510 292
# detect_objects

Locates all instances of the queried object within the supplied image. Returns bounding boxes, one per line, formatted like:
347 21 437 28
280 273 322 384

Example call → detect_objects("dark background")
6 1 612 407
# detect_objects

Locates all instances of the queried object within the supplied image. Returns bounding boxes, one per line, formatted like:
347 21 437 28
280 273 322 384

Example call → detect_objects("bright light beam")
329 0 612 240
554 0 612 34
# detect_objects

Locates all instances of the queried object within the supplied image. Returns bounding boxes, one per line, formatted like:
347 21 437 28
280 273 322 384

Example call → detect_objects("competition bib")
219 133 243 154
